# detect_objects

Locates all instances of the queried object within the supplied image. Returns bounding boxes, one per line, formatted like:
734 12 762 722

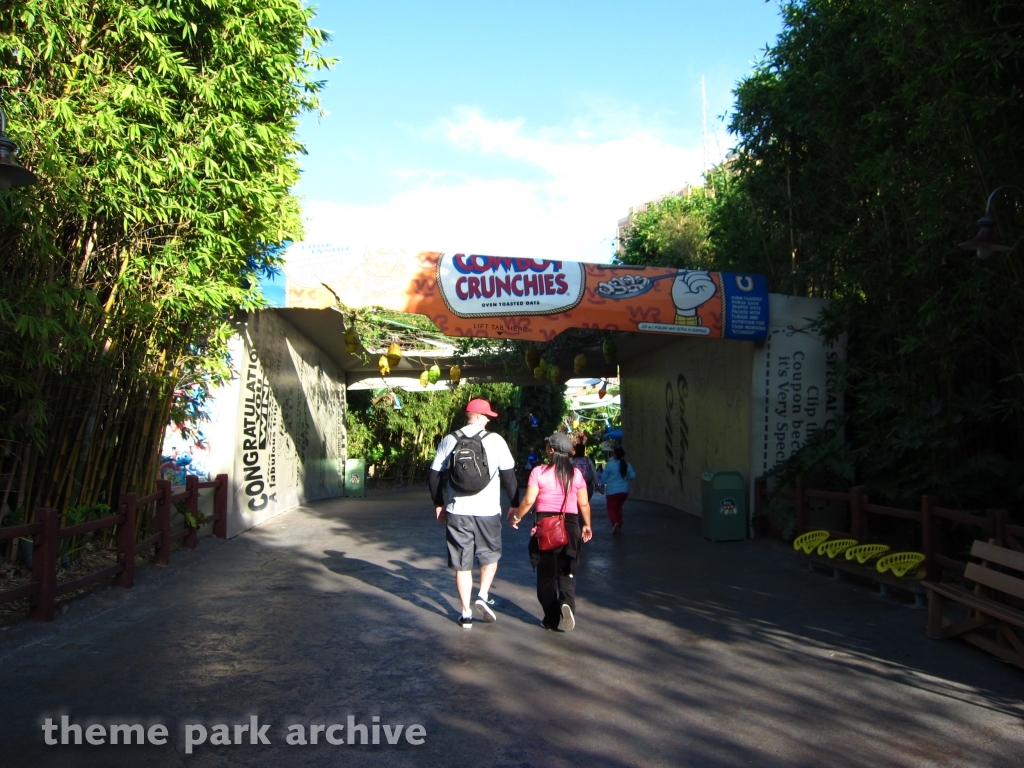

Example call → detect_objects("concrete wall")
204 311 347 537
619 294 844 520
621 338 753 514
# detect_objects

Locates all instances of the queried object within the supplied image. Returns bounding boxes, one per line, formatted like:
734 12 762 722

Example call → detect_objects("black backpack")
447 429 491 494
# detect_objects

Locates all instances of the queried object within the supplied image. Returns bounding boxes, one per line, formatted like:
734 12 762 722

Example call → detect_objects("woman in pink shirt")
508 432 593 631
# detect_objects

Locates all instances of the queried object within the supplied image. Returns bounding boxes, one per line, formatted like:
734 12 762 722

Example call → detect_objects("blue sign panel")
721 273 769 341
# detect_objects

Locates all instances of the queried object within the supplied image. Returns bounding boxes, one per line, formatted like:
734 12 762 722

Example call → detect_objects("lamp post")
0 104 37 191
958 184 1024 259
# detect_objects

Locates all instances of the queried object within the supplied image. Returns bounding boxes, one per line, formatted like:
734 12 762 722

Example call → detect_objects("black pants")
531 514 582 628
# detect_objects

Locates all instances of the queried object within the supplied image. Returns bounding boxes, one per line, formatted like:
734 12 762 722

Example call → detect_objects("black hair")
614 446 627 478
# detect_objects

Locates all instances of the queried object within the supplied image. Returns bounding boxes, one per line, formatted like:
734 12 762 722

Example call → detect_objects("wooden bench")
800 548 928 606
924 540 1024 669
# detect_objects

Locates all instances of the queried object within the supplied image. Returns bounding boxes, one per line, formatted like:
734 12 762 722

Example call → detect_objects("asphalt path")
0 489 1021 767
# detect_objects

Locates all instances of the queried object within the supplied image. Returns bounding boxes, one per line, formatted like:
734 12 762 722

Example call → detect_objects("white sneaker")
474 597 496 622
560 603 575 631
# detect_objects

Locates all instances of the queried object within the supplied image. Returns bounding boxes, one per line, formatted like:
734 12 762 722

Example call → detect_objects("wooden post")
29 508 58 623
987 509 1008 547
213 473 228 539
184 475 199 550
115 493 137 588
922 495 939 581
850 486 867 541
795 478 808 536
155 480 172 566
996 509 1009 547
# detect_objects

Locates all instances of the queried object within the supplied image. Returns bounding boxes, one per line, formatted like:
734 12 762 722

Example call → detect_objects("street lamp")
958 184 1023 259
0 104 37 191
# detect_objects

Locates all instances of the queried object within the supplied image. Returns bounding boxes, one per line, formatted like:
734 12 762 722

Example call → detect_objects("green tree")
618 189 714 270
0 0 330 524
620 0 1024 510
347 383 567 484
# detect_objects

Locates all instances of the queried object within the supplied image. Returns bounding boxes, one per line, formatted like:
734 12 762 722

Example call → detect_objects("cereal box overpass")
193 246 841 537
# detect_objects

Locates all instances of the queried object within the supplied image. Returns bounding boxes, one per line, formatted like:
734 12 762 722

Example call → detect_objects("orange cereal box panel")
272 246 768 342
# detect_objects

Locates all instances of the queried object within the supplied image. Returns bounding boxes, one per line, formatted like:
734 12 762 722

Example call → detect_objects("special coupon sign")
274 245 769 342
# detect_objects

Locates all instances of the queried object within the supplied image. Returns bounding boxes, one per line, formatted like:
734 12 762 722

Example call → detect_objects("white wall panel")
227 312 347 537
749 295 845 484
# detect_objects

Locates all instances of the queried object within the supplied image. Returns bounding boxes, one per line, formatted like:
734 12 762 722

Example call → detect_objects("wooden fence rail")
0 473 228 622
755 477 1023 578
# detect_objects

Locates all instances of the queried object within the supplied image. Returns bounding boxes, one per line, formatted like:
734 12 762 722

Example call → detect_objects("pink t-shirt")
528 465 586 514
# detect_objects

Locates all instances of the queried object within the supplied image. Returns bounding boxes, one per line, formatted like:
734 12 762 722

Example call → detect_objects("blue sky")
295 1 783 263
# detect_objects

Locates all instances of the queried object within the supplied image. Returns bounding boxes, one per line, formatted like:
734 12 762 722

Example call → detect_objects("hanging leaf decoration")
526 344 541 370
602 338 617 363
344 328 360 354
386 342 403 368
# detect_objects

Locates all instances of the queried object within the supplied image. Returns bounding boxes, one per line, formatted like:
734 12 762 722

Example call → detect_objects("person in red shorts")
600 446 635 535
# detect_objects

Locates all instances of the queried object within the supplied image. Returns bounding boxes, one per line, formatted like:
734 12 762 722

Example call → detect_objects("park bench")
924 540 1024 670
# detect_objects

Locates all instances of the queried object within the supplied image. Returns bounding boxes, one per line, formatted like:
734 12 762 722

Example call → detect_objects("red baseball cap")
465 398 499 418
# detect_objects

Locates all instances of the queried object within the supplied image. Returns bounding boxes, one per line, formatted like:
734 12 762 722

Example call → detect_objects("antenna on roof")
701 75 708 182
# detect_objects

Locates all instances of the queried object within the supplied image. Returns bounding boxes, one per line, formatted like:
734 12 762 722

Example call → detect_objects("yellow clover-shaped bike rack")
817 538 858 559
793 530 829 555
876 552 926 579
844 543 891 564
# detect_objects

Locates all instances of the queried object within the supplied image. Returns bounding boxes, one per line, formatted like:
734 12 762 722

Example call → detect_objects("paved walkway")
1 490 1021 767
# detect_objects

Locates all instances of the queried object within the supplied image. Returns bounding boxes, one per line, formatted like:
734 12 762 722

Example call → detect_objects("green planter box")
701 471 746 541
344 458 366 498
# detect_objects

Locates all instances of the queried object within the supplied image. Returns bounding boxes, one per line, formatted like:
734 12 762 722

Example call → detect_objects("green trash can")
701 471 746 541
344 458 366 498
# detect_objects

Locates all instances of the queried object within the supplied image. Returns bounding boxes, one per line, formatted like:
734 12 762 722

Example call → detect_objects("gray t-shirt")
430 424 515 517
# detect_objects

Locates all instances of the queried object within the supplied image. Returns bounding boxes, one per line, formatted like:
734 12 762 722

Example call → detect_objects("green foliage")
449 327 615 380
618 188 714 270
174 499 207 529
0 506 26 529
61 502 111 561
65 503 111 526
765 428 854 493
518 385 569 449
346 383 568 481
0 0 330 515
620 0 1024 512
341 307 447 364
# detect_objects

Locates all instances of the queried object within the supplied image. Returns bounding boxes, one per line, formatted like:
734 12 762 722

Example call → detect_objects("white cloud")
301 108 728 263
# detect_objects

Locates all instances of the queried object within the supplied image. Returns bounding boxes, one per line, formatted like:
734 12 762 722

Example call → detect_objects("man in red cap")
428 398 519 629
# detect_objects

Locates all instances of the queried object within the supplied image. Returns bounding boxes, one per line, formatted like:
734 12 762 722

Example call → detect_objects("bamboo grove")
619 0 1024 511
0 1 330 529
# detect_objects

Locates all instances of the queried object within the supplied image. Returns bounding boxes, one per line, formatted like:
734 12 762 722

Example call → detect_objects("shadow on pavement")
0 486 1020 767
